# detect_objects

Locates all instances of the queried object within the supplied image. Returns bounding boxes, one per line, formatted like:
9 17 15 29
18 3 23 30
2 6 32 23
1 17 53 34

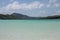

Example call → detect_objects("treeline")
40 15 60 19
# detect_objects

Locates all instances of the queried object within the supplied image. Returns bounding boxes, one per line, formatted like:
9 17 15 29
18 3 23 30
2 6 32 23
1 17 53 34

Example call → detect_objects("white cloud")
39 4 44 8
10 0 14 2
3 1 44 10
54 3 60 7
46 3 60 8
5 1 21 10
46 4 51 8
27 1 40 9
49 0 57 3
46 0 60 8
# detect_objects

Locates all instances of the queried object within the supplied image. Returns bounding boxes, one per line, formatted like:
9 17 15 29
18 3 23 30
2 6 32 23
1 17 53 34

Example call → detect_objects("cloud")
46 0 60 8
10 0 14 2
1 0 59 10
54 3 60 7
46 3 60 8
46 4 51 8
3 1 44 10
27 1 44 9
5 1 21 10
49 0 57 3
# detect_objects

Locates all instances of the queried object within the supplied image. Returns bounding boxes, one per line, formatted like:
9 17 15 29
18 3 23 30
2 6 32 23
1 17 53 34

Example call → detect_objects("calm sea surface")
0 20 60 40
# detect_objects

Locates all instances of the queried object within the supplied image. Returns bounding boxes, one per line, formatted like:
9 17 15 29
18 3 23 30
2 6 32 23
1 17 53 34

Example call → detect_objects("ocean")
0 20 60 40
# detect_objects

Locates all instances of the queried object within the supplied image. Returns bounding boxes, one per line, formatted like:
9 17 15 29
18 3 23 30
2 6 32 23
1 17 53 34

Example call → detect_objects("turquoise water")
0 20 60 40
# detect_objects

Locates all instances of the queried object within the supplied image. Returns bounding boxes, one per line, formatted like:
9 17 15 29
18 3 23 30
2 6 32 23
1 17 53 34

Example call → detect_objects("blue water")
0 20 60 40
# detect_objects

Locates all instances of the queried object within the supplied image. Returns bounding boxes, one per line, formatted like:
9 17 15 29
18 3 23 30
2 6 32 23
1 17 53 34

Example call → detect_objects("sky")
0 0 60 17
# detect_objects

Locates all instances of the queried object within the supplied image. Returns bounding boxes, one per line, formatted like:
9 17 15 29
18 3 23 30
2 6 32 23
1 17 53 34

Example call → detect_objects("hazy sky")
0 0 60 17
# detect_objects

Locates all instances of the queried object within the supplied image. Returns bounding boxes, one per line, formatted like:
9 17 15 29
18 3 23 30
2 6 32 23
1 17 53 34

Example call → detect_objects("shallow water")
0 20 60 40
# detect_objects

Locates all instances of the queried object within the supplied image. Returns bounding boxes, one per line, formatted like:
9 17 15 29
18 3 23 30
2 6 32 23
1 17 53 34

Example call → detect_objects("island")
0 13 60 20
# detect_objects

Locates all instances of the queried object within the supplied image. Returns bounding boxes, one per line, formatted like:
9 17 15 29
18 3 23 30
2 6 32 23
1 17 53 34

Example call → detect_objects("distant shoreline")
0 13 60 20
